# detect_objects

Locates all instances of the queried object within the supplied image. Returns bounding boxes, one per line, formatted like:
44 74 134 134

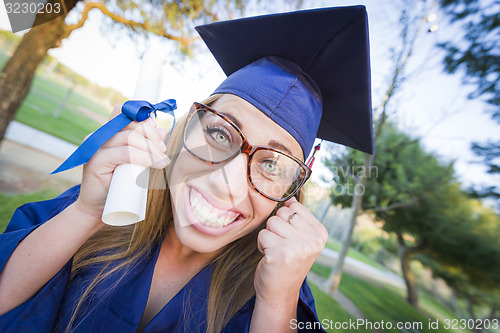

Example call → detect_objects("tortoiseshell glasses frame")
182 102 312 202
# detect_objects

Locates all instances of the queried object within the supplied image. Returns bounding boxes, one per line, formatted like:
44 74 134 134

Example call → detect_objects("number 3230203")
443 318 498 330
5 2 61 14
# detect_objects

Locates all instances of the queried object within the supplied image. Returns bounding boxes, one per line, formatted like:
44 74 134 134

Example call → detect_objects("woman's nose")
207 154 248 205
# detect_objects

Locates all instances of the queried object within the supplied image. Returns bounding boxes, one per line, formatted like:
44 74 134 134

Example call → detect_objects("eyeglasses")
182 102 311 202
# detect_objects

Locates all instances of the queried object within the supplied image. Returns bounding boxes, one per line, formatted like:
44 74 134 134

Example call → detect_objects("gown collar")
90 243 214 331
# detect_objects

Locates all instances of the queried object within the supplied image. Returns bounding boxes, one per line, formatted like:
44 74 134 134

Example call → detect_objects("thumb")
157 126 169 142
257 233 265 255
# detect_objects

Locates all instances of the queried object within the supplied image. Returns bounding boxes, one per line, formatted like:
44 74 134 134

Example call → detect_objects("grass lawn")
1 47 111 145
340 274 452 333
311 262 472 333
16 74 108 145
0 190 59 233
309 282 372 333
404 287 462 323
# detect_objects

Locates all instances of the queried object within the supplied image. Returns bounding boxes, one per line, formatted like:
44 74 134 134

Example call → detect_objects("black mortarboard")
195 5 373 155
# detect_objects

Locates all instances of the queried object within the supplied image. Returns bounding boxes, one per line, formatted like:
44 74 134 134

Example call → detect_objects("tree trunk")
449 287 458 314
324 197 359 293
325 154 371 293
397 232 428 309
465 295 485 333
488 308 496 321
466 294 478 320
318 200 331 223
0 0 79 143
397 232 419 307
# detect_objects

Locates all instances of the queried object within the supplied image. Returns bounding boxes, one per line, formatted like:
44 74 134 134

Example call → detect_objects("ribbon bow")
52 99 177 174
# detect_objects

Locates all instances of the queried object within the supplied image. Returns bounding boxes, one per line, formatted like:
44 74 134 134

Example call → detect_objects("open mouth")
188 187 243 228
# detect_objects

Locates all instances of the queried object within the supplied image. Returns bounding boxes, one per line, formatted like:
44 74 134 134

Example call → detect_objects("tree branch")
397 231 427 253
62 1 96 38
64 2 197 47
487 307 496 321
364 197 418 214
408 238 427 253
372 0 439 143
381 138 420 154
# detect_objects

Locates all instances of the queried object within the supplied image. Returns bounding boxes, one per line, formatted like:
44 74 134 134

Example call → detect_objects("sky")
0 0 498 197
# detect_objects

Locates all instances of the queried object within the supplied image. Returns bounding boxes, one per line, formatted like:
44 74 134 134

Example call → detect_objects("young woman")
0 5 372 333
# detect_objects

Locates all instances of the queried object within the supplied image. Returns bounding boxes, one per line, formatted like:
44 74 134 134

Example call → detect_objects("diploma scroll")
101 50 164 226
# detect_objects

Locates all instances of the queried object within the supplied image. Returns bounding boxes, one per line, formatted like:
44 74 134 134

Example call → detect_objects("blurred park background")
0 0 499 332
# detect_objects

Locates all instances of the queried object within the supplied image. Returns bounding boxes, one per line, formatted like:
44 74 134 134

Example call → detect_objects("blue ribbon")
52 99 177 174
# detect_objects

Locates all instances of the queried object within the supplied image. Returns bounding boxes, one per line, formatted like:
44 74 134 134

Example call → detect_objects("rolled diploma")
101 50 164 226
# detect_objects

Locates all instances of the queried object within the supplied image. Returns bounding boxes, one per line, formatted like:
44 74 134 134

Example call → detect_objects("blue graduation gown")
0 186 326 332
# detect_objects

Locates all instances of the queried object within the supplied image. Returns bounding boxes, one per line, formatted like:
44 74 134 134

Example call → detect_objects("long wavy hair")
67 95 302 332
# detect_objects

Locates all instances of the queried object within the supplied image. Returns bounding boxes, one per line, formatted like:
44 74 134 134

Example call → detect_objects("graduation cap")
195 5 373 157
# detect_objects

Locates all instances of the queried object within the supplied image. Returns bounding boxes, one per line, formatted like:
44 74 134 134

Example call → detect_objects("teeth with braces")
189 189 240 228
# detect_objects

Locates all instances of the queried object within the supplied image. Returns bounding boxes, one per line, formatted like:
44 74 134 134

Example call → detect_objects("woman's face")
168 94 303 254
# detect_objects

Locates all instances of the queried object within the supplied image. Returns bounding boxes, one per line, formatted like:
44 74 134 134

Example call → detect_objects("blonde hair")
67 95 302 332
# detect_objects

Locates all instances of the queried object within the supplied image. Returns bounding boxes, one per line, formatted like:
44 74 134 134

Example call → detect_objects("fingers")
275 206 299 225
257 229 283 263
102 130 166 161
113 110 167 153
131 118 165 151
90 146 169 170
108 104 124 120
157 126 169 142
109 103 167 146
121 113 157 131
284 196 317 221
267 206 320 243
85 105 171 173
260 202 329 270
275 203 329 245
266 216 295 239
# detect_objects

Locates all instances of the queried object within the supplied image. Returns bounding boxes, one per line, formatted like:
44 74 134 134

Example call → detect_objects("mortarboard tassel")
306 140 322 169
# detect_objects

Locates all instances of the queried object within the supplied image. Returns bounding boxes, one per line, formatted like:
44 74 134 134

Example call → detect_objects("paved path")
316 247 406 290
0 121 81 193
5 120 78 160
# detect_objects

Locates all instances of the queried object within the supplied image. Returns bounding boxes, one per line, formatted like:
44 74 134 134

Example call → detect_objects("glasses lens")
250 149 306 200
184 105 242 163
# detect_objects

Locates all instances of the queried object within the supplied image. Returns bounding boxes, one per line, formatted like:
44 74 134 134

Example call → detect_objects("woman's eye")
263 161 277 174
206 126 232 146
213 131 228 143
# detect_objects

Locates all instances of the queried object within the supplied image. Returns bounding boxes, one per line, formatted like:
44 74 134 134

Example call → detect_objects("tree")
0 0 250 143
325 124 449 307
325 123 500 310
418 200 500 329
438 0 499 109
437 0 500 210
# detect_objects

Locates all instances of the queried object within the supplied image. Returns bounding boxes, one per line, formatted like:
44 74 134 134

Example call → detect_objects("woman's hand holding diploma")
75 105 171 223
250 197 328 332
